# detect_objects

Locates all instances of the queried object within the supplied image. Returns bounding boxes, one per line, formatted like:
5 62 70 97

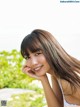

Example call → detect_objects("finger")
22 66 31 73
27 71 39 79
22 65 39 79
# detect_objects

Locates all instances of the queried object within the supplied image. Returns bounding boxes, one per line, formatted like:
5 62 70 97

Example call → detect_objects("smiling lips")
32 65 43 72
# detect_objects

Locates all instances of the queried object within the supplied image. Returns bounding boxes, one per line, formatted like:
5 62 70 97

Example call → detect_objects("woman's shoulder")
60 79 73 95
60 70 80 95
60 78 80 105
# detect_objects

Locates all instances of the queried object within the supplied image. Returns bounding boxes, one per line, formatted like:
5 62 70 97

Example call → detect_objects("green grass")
7 91 46 107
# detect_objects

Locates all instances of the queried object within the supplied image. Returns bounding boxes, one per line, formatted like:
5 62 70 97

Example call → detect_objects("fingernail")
27 67 31 70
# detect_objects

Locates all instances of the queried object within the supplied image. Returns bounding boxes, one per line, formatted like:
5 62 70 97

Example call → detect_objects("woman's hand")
22 62 47 81
22 65 47 80
22 64 39 79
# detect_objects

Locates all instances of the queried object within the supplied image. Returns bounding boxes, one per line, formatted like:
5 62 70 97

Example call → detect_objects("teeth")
33 66 42 71
34 67 41 71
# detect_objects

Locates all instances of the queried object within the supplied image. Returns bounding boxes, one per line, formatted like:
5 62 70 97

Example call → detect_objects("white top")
58 79 80 107
64 100 79 107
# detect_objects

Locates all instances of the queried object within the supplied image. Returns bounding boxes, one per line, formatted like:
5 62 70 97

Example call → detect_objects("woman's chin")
36 72 46 76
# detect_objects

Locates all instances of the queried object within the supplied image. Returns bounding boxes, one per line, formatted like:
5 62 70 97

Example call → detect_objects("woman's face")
25 50 51 76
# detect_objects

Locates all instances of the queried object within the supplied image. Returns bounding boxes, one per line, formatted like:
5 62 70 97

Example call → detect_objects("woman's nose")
30 57 38 66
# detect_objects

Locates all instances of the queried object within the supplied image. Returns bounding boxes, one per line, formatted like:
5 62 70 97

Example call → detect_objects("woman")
21 29 80 107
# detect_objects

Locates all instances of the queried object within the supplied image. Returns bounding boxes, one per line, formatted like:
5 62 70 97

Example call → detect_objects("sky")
0 0 80 59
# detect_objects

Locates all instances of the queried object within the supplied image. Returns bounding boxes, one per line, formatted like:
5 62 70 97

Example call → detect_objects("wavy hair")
21 29 80 87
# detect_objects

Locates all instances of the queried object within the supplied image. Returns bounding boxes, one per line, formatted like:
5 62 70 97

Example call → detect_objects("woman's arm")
22 62 64 107
51 76 64 106
40 75 64 107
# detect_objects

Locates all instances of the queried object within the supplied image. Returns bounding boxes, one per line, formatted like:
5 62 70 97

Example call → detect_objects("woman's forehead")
26 48 42 54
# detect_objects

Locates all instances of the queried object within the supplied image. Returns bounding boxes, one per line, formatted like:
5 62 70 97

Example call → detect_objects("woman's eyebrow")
33 48 41 52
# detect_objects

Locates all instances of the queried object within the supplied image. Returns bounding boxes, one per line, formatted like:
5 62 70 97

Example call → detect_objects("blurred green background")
0 50 46 107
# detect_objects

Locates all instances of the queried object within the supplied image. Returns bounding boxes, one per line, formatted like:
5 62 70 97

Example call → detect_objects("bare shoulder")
60 79 73 95
60 71 80 95
60 78 80 104
60 78 80 93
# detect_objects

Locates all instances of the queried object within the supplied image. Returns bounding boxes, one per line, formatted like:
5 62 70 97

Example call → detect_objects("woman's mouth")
32 65 43 72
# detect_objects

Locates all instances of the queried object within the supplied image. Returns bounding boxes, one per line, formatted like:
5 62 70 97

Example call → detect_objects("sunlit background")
0 0 80 59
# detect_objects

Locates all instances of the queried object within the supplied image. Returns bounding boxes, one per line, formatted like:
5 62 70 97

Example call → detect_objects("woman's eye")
24 55 30 60
35 52 42 56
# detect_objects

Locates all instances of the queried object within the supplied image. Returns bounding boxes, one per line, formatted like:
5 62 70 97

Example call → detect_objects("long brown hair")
21 29 80 87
